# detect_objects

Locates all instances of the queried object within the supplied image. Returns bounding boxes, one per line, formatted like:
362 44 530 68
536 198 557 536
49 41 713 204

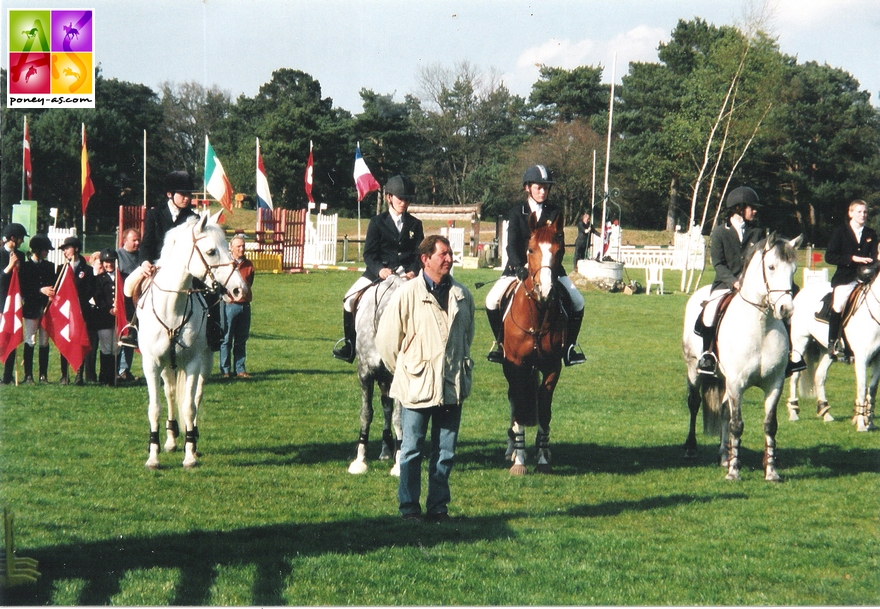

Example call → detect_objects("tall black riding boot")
23 344 35 383
2 352 15 384
486 308 504 364
38 345 50 383
332 310 357 363
100 353 116 386
563 309 586 366
59 357 69 385
784 319 806 377
827 311 844 359
697 317 718 375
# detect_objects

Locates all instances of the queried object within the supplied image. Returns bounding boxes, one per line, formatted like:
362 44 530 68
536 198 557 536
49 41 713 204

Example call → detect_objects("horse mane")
157 216 204 264
529 218 565 268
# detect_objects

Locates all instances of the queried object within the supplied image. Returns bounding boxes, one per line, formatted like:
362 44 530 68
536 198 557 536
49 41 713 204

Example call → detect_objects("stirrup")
785 359 807 378
332 338 355 363
697 352 717 376
486 341 505 364
563 344 586 366
118 324 138 348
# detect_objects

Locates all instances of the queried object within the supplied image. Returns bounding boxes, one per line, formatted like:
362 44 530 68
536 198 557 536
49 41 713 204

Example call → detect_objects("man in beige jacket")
377 235 475 522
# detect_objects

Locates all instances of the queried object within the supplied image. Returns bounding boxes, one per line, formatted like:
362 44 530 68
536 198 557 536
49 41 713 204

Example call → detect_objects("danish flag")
0 268 23 362
42 265 91 371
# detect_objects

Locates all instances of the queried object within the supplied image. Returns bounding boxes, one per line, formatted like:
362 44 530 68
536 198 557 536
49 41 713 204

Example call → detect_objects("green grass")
1 255 878 605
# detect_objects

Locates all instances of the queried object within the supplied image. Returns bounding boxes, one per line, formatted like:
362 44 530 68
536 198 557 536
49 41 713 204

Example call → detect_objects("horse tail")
796 340 820 399
701 377 724 436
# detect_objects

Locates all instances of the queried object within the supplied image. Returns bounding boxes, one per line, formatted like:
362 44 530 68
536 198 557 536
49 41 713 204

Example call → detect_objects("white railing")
303 212 337 265
619 246 676 269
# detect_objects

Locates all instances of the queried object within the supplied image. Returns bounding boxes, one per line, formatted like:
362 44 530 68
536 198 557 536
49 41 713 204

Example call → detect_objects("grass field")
1 253 877 605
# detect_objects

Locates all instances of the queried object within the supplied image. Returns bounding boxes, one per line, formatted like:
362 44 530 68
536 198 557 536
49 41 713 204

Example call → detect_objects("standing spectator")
573 210 597 266
219 235 255 378
1 223 27 384
115 228 140 381
377 235 475 522
332 175 424 363
93 249 120 386
20 234 55 384
49 236 95 386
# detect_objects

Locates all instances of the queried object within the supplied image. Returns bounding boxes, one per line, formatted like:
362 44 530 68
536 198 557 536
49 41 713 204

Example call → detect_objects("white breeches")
23 317 49 347
485 274 584 312
97 328 115 355
832 282 856 313
343 267 407 311
701 288 731 326
123 266 146 298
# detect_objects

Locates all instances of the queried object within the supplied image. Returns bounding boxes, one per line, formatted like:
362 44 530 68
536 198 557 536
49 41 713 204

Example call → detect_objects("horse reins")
736 244 794 315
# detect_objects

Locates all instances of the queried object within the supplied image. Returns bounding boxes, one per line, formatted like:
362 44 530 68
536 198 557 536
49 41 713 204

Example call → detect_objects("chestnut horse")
502 213 568 475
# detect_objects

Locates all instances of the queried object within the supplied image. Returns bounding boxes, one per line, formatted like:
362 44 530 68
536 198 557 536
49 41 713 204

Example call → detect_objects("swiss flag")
0 268 24 362
42 265 91 371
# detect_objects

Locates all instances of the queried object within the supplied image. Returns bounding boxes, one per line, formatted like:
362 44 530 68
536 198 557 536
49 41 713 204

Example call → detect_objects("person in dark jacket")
485 165 585 366
1 223 27 384
573 210 597 265
93 248 120 386
20 234 56 383
824 199 878 359
332 175 424 363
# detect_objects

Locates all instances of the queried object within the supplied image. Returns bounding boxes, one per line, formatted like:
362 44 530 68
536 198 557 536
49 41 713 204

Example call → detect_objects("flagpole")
143 129 147 208
21 116 27 201
81 123 87 252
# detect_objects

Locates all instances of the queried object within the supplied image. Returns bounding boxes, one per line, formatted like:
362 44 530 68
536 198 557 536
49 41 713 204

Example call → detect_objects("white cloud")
504 25 667 97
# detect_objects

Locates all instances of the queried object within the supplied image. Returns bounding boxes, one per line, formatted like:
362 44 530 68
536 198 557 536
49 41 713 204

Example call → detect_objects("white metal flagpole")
601 53 616 262
143 129 147 208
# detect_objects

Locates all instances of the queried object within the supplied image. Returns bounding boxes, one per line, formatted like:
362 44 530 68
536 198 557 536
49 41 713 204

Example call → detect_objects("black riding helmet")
164 170 196 194
2 223 28 241
725 186 761 211
29 234 52 252
385 175 416 200
99 248 118 262
522 165 555 187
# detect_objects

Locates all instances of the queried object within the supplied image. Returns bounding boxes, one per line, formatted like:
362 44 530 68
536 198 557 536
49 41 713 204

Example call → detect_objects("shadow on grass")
3 493 747 606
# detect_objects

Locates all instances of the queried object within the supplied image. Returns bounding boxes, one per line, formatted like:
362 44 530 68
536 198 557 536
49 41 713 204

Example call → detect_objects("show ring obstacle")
0 507 40 587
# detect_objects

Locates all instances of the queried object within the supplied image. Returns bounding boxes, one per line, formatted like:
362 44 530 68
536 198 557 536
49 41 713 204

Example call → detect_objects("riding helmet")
385 175 416 200
2 223 28 241
522 165 555 186
28 234 52 252
99 248 118 262
725 186 761 210
58 236 82 250
164 170 196 194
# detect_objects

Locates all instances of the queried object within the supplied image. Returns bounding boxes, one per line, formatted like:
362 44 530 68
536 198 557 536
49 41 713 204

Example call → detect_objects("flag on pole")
42 265 91 372
205 136 234 213
81 123 95 216
304 141 314 204
0 268 24 362
256 138 273 211
114 268 127 338
353 144 381 202
23 116 33 199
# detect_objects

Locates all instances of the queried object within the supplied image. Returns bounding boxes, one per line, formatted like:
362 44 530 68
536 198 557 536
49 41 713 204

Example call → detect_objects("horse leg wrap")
149 431 160 447
816 401 830 418
535 431 550 450
512 430 526 451
357 432 369 445
382 428 394 451
166 419 179 437
185 430 198 448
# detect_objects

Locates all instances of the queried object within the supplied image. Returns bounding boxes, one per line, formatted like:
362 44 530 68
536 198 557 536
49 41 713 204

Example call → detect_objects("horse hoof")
164 442 177 453
348 461 368 474
788 411 800 422
534 464 553 474
765 471 783 482
725 471 740 481
822 413 835 422
683 449 697 460
145 460 159 470
183 461 198 470
509 464 528 476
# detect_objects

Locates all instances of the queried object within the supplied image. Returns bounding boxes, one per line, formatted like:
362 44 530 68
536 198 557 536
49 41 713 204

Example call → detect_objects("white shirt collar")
167 199 180 221
528 198 543 217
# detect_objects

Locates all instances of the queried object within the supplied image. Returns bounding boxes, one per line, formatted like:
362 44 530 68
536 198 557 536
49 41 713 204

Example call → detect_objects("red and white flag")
256 138 274 211
23 116 33 199
0 268 24 362
81 123 95 216
114 268 127 338
304 141 314 204
42 265 91 371
353 144 380 202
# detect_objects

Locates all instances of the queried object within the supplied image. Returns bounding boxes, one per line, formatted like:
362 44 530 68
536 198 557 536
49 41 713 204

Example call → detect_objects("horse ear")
195 211 210 233
208 210 224 225
528 212 538 233
789 234 803 249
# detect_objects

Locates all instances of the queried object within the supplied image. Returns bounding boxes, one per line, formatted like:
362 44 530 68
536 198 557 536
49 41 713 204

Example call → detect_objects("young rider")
485 164 586 367
332 175 424 363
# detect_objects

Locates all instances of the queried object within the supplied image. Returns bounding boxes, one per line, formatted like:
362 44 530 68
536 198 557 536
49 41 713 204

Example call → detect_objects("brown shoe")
236 372 251 378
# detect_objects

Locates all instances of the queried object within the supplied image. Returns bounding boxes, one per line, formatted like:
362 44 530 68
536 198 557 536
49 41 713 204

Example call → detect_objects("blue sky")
4 0 879 112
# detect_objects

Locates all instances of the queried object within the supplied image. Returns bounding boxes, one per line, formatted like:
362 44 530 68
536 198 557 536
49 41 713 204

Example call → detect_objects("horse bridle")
736 243 794 314
188 228 239 296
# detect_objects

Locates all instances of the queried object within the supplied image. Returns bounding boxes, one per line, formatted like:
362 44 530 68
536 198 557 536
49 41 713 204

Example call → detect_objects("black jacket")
826 223 879 287
140 203 197 265
503 201 564 277
0 246 25 305
20 258 56 319
709 221 764 291
362 211 424 281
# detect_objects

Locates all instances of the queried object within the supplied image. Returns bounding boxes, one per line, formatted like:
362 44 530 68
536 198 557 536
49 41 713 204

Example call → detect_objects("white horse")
347 275 403 476
683 234 802 481
138 212 248 469
787 278 879 432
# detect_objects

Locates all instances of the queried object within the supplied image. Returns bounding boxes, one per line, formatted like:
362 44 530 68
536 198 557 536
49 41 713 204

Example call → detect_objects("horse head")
187 211 249 302
741 232 802 320
525 213 565 304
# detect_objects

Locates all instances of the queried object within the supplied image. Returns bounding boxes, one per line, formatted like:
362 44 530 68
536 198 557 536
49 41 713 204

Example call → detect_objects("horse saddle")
814 285 867 324
129 273 153 309
694 290 736 338
499 279 521 322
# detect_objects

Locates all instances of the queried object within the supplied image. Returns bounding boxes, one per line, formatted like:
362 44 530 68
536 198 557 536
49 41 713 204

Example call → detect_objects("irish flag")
205 136 233 213
353 144 380 202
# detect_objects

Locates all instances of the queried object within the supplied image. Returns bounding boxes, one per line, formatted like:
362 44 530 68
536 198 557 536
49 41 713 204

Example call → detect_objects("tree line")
1 17 878 244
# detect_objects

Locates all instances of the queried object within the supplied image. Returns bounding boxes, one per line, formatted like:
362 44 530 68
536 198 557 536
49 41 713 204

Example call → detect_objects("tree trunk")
667 175 680 232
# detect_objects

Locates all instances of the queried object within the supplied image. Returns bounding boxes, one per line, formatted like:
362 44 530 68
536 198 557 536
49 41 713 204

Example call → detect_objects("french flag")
256 137 273 210
353 144 381 202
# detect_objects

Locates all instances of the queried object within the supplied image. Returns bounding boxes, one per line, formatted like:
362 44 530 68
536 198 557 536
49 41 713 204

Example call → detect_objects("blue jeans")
220 302 251 375
117 346 134 375
398 404 462 517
